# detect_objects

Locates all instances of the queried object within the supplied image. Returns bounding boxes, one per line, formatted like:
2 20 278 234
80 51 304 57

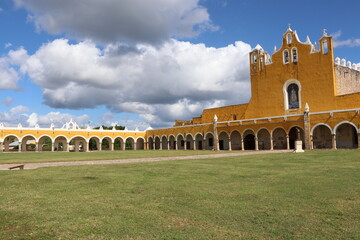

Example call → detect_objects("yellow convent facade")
145 28 360 151
1 28 360 153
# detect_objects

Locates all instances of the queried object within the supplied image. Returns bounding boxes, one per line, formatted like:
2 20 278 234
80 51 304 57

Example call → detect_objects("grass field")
0 150 223 164
1 150 360 239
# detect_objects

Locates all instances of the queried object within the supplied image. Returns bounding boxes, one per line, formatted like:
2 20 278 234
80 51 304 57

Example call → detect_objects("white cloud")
0 105 29 126
0 55 21 90
13 0 216 44
15 38 251 128
26 112 90 128
1 96 14 106
5 43 12 48
332 30 360 48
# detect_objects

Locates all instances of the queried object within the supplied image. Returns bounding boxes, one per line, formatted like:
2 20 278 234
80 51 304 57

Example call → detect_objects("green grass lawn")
1 150 360 239
0 150 223 164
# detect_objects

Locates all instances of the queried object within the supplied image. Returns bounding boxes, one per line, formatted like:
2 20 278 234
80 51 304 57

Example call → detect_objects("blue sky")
0 0 359 129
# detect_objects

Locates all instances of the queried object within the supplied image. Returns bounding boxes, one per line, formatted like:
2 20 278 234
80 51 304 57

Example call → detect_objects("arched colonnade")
0 135 145 152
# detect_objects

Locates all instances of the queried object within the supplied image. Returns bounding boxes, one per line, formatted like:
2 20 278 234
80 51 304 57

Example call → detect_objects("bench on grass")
9 164 24 170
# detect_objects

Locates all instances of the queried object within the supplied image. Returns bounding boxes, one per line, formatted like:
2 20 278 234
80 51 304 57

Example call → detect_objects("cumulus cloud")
14 38 251 127
26 112 90 128
13 0 216 44
0 55 21 90
0 105 29 126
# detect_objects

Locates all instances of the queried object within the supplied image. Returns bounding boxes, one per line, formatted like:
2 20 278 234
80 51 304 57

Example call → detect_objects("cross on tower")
323 29 327 37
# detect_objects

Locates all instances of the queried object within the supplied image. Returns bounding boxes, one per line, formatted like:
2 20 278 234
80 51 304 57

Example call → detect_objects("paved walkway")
0 150 293 171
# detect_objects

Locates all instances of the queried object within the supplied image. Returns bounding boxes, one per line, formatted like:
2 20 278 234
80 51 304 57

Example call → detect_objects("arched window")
292 48 298 62
283 50 290 64
322 40 328 54
287 34 292 44
287 84 299 109
283 79 302 111
252 53 257 63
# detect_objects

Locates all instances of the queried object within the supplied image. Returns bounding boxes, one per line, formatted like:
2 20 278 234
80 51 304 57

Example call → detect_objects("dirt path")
0 150 293 170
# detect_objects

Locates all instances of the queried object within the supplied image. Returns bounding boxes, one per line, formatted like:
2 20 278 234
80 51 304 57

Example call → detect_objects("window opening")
287 83 299 109
322 40 328 54
283 50 290 64
252 53 257 63
287 34 292 44
292 48 298 62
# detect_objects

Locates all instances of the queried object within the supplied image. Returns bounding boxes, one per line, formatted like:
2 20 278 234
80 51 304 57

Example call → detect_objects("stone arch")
125 137 135 150
194 133 204 150
114 136 125 150
176 134 185 150
21 134 37 152
136 137 145 150
185 134 194 150
3 134 20 152
243 129 255 150
69 135 87 152
54 135 68 152
335 122 358 149
161 135 168 150
89 136 101 151
230 130 242 150
38 135 53 152
312 124 332 149
272 127 287 149
101 136 113 150
154 136 161 150
218 131 230 150
257 128 271 150
205 132 214 150
147 136 154 150
168 135 176 150
288 126 305 149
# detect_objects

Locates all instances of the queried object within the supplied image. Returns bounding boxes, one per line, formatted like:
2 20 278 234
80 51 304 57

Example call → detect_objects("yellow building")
146 27 360 151
1 27 359 153
0 120 146 152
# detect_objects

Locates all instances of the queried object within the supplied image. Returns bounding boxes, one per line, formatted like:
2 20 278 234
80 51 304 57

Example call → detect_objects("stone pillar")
185 141 187 150
75 141 79 152
134 142 137 151
270 137 274 150
304 111 311 150
110 142 114 151
4 140 9 152
332 134 337 150
66 142 70 152
83 142 88 152
286 135 290 150
213 115 218 151
35 142 39 152
18 142 22 152
194 140 197 150
0 142 3 152
122 142 125 151
310 135 314 150
160 141 163 150
241 137 244 151
255 137 259 151
228 138 232 151
51 143 55 152
144 142 148 150
203 138 206 150
175 141 178 150
167 141 170 150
